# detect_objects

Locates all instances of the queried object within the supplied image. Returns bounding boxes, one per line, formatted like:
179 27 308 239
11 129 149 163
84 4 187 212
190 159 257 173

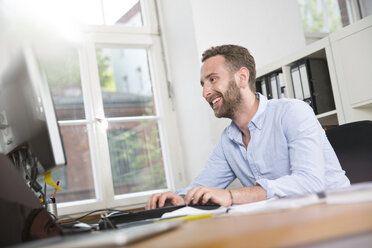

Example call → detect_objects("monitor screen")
0 47 66 175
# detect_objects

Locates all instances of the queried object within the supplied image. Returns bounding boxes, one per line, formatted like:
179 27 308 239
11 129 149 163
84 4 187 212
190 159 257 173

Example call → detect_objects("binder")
278 73 286 98
290 59 335 114
299 62 313 108
256 76 269 98
290 66 304 100
256 72 284 100
306 59 335 114
261 77 268 98
270 74 279 99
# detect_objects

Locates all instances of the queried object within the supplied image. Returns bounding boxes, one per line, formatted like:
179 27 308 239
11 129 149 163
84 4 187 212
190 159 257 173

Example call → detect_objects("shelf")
317 110 338 126
256 16 372 126
352 99 372 109
256 38 329 77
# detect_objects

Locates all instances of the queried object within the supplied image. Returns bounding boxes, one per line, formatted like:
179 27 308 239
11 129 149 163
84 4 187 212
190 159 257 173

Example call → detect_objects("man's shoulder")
268 97 302 105
267 98 312 113
263 98 316 127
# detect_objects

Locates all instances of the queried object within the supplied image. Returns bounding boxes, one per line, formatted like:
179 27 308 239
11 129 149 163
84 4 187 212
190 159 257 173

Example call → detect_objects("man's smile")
209 95 222 109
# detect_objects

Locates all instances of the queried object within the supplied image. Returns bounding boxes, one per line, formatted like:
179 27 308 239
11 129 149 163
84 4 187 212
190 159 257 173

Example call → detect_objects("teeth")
212 97 220 104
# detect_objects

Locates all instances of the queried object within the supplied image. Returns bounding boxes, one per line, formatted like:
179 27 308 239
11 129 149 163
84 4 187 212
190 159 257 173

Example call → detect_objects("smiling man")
146 44 350 210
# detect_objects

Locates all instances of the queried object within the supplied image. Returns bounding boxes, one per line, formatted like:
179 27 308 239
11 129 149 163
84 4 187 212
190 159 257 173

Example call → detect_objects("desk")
126 201 372 248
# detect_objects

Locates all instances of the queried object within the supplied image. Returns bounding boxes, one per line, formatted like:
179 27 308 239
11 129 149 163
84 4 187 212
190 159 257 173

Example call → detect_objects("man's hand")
145 191 185 210
184 186 232 207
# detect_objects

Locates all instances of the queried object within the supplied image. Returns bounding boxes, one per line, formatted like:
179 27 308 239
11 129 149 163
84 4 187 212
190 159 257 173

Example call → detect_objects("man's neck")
232 92 259 136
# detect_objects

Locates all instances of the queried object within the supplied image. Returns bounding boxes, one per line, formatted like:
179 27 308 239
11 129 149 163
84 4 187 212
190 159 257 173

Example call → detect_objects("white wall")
157 0 306 188
190 0 306 67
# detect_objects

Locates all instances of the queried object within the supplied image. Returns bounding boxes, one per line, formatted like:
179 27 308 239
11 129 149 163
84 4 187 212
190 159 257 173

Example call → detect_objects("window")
299 0 372 33
37 49 96 203
32 0 181 215
298 0 344 33
95 47 167 195
298 0 372 44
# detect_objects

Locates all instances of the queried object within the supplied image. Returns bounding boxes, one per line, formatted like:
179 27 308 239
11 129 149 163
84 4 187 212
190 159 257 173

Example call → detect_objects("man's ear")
236 67 250 88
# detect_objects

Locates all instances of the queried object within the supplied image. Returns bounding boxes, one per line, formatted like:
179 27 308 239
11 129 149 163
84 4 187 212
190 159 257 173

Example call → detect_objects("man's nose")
203 83 212 99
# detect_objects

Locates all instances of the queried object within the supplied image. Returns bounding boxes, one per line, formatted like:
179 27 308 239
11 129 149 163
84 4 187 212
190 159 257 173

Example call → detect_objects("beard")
213 78 242 119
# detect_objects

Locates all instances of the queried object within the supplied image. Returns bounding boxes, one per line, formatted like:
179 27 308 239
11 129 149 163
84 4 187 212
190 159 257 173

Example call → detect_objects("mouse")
72 222 92 230
60 221 93 235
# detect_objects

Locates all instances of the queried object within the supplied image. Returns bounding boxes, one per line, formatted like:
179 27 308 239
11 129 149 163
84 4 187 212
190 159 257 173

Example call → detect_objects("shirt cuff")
256 178 287 199
256 178 274 199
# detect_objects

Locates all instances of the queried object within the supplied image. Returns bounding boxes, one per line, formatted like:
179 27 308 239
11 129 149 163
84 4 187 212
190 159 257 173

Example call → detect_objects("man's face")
201 55 241 118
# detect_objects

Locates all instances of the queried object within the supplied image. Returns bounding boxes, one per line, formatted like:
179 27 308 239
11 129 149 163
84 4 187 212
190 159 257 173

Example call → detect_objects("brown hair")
202 45 256 92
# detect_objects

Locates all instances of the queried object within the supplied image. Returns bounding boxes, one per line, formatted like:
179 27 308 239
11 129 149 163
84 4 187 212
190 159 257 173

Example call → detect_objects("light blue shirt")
178 94 350 198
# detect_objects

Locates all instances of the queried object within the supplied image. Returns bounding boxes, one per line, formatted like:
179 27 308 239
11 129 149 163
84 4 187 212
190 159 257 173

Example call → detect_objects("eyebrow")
200 73 218 86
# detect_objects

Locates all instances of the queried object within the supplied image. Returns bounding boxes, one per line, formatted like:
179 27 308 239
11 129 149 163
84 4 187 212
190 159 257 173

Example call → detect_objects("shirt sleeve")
175 135 236 195
256 101 326 198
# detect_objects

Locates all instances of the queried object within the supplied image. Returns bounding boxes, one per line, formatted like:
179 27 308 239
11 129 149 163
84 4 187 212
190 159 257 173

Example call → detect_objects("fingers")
171 196 186 206
202 192 212 204
145 193 161 210
145 192 185 210
146 187 227 210
158 193 170 208
184 187 199 204
185 187 230 206
185 187 211 205
192 188 207 204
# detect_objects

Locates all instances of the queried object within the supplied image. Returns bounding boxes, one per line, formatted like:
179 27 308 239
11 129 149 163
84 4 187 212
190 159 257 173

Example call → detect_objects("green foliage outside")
108 120 166 193
41 48 117 92
298 0 342 32
325 0 343 31
41 49 81 89
108 101 166 193
96 48 116 92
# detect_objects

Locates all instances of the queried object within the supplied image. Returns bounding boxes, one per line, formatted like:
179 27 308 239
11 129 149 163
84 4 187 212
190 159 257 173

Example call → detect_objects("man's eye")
210 78 216 83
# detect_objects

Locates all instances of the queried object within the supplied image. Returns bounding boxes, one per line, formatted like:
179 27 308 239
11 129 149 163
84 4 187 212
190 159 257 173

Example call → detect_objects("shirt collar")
250 93 267 130
227 93 268 141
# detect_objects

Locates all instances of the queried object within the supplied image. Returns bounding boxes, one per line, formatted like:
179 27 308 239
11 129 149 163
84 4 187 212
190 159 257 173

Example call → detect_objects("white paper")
325 182 372 204
161 206 228 218
228 194 322 214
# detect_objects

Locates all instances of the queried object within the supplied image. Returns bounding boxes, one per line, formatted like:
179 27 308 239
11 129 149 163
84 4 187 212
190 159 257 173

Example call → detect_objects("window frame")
299 0 365 43
56 0 184 216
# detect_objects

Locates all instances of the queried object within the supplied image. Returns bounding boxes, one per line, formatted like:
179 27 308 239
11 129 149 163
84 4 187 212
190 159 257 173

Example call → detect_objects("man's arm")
146 135 236 209
257 101 327 198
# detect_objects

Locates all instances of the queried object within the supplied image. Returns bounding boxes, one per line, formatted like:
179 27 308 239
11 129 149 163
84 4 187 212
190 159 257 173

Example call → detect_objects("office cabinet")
256 15 372 126
256 38 341 126
330 15 372 123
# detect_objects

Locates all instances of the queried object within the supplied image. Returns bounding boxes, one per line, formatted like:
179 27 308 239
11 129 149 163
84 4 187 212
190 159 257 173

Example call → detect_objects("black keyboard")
98 204 220 230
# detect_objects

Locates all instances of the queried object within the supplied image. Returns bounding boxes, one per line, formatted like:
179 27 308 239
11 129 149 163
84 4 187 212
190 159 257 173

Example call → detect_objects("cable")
58 208 126 224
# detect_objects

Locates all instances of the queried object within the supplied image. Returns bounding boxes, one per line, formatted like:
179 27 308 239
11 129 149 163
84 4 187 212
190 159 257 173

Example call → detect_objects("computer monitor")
0 47 66 187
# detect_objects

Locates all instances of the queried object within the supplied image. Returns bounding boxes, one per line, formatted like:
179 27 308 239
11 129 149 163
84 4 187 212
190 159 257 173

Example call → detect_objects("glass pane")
298 0 344 32
39 48 85 121
38 125 95 203
96 48 155 117
107 121 167 195
64 0 103 25
103 0 143 26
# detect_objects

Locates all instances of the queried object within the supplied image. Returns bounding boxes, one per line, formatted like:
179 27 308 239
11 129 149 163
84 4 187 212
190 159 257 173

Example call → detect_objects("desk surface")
125 201 372 248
